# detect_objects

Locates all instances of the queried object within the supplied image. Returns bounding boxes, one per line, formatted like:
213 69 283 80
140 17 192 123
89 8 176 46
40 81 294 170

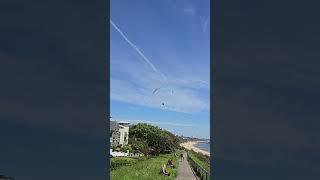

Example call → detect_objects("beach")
180 141 210 156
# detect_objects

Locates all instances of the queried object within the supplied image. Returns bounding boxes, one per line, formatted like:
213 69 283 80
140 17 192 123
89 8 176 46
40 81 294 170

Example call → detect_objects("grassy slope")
188 150 210 172
110 157 140 170
111 152 180 180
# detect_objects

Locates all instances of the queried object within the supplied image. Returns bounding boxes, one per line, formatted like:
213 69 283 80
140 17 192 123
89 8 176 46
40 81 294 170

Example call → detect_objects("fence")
187 153 210 180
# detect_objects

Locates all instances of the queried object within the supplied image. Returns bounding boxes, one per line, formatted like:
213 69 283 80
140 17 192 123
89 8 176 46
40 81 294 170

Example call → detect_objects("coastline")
180 141 210 156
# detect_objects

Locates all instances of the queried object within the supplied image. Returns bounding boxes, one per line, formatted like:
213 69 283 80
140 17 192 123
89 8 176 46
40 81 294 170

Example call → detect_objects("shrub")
129 123 180 155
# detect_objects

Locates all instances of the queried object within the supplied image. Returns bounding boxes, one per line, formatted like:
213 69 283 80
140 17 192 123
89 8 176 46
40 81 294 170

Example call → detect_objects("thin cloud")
111 118 198 127
202 17 209 33
110 77 209 113
111 118 209 138
183 8 195 16
110 19 168 82
168 78 209 90
110 9 209 114
110 58 209 113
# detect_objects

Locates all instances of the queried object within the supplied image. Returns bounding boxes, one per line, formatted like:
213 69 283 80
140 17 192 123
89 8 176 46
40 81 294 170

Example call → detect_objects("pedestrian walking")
180 153 184 161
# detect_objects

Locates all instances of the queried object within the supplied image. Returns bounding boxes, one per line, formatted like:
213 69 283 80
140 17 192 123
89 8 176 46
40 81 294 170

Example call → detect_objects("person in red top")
167 159 174 168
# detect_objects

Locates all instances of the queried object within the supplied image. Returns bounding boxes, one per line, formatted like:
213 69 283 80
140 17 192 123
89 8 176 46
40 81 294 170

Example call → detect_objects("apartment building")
110 121 129 147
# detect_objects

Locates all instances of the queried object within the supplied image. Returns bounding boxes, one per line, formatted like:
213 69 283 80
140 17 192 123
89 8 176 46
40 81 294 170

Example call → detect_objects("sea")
195 141 210 153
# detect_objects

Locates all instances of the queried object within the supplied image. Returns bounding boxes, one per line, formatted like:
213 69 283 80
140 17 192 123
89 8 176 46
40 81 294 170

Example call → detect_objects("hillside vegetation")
111 152 180 180
110 123 182 179
129 123 180 155
188 149 210 172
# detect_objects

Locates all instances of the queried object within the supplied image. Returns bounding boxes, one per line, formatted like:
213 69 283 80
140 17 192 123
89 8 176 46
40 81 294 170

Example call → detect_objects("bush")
129 123 180 156
111 144 133 153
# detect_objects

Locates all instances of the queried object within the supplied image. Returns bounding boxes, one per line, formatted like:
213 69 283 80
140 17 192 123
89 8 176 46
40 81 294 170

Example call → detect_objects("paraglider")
152 87 174 109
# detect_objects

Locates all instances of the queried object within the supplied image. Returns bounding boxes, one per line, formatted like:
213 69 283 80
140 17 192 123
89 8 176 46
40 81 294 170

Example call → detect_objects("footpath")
176 151 197 180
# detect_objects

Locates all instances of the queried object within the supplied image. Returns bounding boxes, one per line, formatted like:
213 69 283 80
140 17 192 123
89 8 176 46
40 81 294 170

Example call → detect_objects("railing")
187 153 210 180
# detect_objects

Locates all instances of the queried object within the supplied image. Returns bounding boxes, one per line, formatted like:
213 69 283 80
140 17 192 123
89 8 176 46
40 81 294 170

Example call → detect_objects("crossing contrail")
110 19 168 82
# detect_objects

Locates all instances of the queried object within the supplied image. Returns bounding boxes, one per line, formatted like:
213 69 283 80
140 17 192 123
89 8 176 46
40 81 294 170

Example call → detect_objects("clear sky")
110 0 210 139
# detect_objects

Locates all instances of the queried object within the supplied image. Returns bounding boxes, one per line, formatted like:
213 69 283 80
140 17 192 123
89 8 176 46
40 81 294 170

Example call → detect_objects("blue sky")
110 0 210 139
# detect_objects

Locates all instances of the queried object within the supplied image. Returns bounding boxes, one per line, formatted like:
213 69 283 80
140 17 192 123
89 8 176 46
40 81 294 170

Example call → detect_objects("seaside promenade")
176 151 197 180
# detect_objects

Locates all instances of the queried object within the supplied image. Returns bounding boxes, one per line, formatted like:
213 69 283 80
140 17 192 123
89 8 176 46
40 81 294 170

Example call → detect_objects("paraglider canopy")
153 88 161 94
152 87 173 95
152 86 174 109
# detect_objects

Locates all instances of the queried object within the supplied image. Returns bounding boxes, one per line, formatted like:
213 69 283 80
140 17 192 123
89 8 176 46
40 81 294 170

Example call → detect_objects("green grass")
110 152 180 180
187 150 210 172
110 157 140 170
187 150 210 180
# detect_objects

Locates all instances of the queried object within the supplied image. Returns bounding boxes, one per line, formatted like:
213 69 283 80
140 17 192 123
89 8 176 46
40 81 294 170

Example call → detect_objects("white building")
110 121 130 147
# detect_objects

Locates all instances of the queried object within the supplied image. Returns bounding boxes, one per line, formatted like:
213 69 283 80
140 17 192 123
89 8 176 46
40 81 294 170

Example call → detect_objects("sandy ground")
180 141 210 156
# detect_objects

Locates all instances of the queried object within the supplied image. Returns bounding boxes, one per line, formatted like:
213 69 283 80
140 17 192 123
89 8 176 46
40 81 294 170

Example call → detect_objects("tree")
128 123 180 155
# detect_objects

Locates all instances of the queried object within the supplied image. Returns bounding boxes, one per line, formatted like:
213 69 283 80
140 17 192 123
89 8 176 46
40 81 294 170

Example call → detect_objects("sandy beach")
180 141 210 156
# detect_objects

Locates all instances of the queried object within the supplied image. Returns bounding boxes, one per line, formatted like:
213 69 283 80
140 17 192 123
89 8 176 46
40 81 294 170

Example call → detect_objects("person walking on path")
176 151 197 180
180 153 184 161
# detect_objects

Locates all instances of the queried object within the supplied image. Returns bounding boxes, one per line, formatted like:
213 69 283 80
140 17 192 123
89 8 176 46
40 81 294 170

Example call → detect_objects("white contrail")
110 19 168 82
